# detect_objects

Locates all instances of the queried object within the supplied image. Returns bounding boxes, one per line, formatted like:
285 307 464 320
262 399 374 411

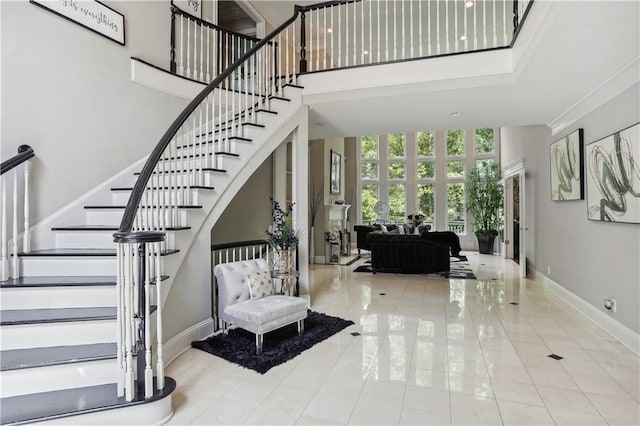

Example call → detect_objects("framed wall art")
330 150 341 195
585 122 640 224
173 0 202 18
30 0 125 45
550 128 584 201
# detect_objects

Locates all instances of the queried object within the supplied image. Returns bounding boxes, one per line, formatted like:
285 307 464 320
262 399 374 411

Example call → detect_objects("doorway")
503 160 526 278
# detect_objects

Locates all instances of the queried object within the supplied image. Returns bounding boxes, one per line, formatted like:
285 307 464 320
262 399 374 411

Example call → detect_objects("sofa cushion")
246 269 274 299
223 295 308 334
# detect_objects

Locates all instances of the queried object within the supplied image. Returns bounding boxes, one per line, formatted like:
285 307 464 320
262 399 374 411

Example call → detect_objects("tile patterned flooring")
166 253 640 425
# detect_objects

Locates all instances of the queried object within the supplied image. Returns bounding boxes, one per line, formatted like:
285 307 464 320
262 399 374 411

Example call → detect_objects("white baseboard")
164 318 215 366
533 269 640 355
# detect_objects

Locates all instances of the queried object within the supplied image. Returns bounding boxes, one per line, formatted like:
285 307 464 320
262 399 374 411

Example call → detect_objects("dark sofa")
367 232 450 274
354 224 462 257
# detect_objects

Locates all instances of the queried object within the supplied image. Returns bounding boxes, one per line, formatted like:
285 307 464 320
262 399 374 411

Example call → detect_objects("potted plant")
265 198 301 272
465 161 503 254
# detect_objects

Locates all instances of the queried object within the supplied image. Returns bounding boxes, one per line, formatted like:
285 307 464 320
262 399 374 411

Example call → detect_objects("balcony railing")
169 0 533 84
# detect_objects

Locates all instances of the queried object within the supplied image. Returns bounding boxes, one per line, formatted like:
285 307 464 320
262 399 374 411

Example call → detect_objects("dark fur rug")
353 256 476 279
191 310 354 374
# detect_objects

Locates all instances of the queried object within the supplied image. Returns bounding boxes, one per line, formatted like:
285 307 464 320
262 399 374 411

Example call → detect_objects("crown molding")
548 54 639 136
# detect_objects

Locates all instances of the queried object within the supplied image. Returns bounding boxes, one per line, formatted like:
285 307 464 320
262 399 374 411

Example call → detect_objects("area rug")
191 310 354 374
354 256 477 279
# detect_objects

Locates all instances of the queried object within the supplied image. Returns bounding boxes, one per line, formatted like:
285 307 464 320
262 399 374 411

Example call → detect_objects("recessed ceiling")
249 1 639 139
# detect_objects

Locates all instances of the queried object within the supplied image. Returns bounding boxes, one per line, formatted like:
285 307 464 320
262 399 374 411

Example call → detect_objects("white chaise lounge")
213 258 308 354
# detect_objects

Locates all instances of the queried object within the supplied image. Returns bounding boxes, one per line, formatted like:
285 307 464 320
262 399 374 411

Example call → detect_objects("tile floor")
166 253 640 425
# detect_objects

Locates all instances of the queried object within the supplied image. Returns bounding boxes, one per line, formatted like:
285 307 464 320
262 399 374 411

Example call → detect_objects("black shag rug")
353 256 476 279
191 310 354 374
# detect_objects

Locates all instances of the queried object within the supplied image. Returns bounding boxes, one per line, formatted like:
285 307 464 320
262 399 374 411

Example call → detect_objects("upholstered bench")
214 258 308 354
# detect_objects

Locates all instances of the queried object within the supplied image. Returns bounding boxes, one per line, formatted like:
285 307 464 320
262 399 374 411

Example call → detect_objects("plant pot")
476 234 496 254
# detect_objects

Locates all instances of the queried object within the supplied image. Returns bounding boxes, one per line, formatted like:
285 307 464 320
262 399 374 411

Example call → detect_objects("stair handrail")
1 145 34 176
118 8 300 234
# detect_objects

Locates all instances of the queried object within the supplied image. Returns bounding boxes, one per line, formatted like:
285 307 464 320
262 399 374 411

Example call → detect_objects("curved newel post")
113 231 165 402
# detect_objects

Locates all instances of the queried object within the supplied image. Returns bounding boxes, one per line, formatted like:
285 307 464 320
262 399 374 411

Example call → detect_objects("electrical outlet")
547 266 551 275
604 298 617 312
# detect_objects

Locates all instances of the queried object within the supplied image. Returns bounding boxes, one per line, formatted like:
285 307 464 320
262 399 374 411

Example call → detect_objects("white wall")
501 84 640 334
1 1 187 225
210 156 274 244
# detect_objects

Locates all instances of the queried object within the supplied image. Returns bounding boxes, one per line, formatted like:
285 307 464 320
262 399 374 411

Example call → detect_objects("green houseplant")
465 161 503 254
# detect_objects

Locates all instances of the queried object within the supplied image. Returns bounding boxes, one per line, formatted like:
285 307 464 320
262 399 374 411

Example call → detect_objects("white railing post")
12 171 18 279
22 161 30 253
1 174 7 281
155 241 165 390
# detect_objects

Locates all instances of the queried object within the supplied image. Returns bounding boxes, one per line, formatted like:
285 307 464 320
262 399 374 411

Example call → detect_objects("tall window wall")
357 128 498 234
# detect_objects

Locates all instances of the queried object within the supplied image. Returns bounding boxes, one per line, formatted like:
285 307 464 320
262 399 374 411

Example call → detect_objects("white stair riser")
85 209 125 226
55 231 118 249
54 231 175 250
112 189 202 205
1 286 116 310
0 319 117 350
38 392 173 425
241 125 265 141
21 257 117 276
0 359 116 398
86 209 188 227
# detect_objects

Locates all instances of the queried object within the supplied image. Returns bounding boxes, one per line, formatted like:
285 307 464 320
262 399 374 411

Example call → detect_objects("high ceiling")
247 1 639 139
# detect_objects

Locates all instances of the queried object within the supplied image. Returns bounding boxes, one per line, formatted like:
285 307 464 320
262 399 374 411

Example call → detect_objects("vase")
272 248 295 274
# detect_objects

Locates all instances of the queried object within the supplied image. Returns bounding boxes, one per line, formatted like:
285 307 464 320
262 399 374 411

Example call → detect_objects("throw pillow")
380 224 388 232
397 225 405 234
246 269 274 299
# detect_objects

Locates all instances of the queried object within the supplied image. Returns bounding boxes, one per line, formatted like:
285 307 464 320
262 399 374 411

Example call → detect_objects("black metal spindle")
135 242 147 401
170 6 177 73
513 0 519 32
299 11 307 73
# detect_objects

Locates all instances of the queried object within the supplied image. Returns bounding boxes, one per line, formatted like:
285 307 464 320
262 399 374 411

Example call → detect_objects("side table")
271 270 300 296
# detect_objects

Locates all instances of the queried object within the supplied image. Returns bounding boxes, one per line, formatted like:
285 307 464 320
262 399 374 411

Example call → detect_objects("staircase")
0 64 304 426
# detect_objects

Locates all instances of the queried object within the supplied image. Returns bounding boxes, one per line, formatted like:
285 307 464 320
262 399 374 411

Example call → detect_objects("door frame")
503 159 526 278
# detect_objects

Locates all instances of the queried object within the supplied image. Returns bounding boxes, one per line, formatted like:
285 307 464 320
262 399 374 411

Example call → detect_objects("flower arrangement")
265 198 301 250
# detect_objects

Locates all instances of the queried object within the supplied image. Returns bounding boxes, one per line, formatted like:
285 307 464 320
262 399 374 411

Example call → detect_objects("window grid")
357 129 497 231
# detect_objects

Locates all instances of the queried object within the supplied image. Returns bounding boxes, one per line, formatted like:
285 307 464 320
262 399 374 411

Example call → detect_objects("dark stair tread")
269 95 291 102
0 276 116 287
84 205 202 209
134 167 226 175
0 307 117 325
51 225 117 231
110 185 215 191
51 224 191 232
241 122 265 128
18 248 179 257
255 108 278 115
0 377 176 425
1 343 117 371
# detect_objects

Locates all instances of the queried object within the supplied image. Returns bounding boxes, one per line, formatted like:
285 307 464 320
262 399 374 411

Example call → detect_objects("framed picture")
30 0 125 45
330 150 341 195
173 0 202 18
586 122 640 224
550 128 584 201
